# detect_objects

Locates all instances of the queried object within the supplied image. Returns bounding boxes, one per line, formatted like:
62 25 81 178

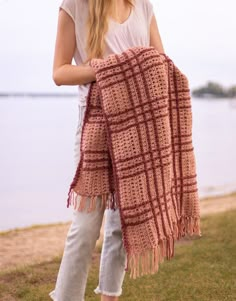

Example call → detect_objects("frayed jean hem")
48 290 55 300
94 285 122 297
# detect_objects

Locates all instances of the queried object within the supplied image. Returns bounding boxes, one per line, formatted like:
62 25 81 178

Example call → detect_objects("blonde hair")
83 0 135 64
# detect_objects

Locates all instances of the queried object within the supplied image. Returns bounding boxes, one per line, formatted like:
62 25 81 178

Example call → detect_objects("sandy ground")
0 192 235 272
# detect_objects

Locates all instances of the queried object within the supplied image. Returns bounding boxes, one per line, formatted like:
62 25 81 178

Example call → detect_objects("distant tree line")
192 81 236 98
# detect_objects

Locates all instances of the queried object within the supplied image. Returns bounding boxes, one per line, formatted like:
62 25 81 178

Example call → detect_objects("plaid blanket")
66 46 202 279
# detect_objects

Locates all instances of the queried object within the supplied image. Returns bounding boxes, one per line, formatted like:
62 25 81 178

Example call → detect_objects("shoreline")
1 190 236 236
0 191 235 272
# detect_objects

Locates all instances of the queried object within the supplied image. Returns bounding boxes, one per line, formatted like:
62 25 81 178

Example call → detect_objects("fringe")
125 235 175 279
177 215 202 238
66 186 202 278
66 188 118 213
125 215 201 279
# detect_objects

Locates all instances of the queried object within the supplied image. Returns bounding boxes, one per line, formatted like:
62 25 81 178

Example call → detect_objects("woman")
49 0 165 300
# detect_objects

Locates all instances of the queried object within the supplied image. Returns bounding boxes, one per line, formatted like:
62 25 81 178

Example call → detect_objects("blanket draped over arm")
66 46 202 279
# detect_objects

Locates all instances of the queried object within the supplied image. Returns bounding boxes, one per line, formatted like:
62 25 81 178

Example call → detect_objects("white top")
58 0 154 164
59 0 154 108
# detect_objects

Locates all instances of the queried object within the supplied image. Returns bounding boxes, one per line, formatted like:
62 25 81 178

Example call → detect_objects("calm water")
0 96 236 231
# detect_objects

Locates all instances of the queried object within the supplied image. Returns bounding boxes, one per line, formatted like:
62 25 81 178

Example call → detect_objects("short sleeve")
145 0 154 26
59 0 76 23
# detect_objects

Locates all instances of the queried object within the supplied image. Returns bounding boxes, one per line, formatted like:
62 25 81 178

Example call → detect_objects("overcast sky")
0 0 235 92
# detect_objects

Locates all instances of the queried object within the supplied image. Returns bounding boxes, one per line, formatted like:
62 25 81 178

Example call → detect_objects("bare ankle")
101 294 119 301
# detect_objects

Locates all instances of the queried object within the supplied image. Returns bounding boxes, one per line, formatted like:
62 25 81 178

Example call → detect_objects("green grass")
0 210 235 301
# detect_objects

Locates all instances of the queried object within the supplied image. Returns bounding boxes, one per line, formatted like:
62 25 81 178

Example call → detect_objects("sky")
0 0 235 93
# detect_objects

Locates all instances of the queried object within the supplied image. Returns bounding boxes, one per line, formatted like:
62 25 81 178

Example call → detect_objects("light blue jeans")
49 114 127 301
49 202 127 300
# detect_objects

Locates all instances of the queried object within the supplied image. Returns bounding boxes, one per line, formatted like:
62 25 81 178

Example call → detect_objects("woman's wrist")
86 60 95 80
89 66 96 82
80 61 95 83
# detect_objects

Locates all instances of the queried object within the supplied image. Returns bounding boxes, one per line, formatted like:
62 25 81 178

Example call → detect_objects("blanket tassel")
125 235 175 279
66 188 118 213
125 216 201 278
178 216 202 238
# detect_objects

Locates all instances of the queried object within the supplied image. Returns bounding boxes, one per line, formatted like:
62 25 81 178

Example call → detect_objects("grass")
0 210 235 301
200 190 236 202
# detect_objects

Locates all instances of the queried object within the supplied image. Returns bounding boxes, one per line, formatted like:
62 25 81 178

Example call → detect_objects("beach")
1 191 235 273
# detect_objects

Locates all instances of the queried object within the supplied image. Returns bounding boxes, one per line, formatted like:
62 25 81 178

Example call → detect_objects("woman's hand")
52 9 95 86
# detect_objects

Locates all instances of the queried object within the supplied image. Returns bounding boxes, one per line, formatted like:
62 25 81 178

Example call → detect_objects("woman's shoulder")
135 0 153 8
59 0 86 10
135 0 153 15
140 0 153 11
134 0 154 23
59 0 88 22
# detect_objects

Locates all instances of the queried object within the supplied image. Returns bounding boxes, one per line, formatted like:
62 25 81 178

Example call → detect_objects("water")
192 97 236 197
0 97 78 231
0 96 236 231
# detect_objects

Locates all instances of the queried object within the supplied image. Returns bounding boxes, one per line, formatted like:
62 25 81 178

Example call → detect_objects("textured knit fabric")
66 45 202 279
59 0 154 106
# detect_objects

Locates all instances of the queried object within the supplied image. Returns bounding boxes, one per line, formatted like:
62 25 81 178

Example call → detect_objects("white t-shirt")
59 0 154 163
59 0 154 103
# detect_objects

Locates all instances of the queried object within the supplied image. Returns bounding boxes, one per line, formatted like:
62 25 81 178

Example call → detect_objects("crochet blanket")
66 46 202 279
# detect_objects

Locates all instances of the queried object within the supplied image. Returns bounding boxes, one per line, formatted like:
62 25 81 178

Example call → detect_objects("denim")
93 207 127 297
49 200 127 300
49 118 127 301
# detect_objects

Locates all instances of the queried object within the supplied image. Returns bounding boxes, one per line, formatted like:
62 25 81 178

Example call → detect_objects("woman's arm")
52 9 95 86
150 14 165 54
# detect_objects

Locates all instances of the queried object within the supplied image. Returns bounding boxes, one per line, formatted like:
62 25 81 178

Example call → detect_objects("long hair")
83 0 135 64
